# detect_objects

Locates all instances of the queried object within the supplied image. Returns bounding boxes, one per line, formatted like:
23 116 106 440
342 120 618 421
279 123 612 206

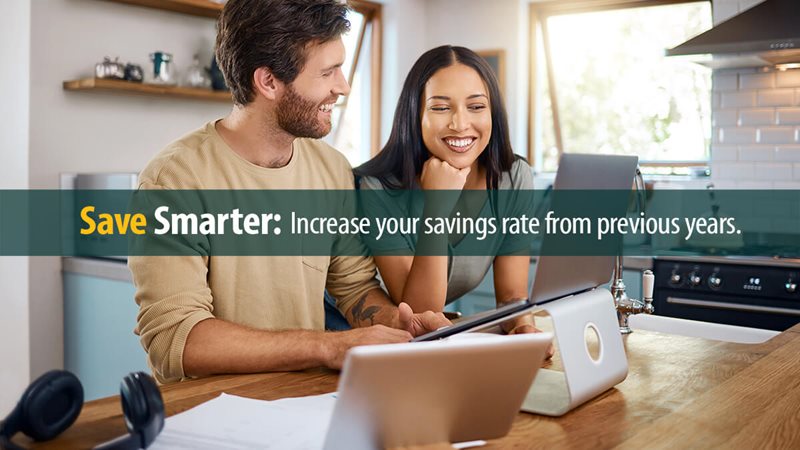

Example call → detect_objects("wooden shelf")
63 78 231 103
100 0 224 18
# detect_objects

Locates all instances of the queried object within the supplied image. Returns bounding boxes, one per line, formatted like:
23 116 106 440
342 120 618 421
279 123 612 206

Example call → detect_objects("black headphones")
0 370 164 450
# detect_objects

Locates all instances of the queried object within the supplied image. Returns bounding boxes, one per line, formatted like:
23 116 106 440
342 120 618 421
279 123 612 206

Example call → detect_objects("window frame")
528 0 712 171
334 0 382 157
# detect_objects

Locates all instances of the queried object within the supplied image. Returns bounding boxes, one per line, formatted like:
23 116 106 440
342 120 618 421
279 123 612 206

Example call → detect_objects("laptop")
322 332 553 450
413 153 639 341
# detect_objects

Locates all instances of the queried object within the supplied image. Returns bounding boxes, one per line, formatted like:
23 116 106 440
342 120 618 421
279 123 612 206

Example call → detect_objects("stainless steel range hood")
667 0 800 69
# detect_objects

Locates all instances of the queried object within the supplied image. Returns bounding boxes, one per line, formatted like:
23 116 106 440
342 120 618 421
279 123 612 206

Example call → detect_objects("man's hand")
397 302 451 337
323 325 412 369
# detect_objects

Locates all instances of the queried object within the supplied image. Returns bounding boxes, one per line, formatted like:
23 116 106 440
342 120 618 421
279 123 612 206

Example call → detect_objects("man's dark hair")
216 0 350 106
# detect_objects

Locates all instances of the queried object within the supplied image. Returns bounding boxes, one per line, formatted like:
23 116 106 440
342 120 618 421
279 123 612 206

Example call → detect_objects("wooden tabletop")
17 322 800 449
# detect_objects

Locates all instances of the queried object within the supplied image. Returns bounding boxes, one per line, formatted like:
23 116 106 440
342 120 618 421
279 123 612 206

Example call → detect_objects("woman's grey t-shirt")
358 158 534 303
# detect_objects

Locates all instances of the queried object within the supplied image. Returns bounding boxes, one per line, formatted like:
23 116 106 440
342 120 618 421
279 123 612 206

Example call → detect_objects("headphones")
0 370 164 450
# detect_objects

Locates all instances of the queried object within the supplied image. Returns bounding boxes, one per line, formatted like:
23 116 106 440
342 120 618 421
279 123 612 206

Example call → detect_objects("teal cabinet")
63 272 149 400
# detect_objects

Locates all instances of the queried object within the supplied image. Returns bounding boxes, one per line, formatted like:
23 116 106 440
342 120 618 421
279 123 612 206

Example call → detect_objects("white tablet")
322 332 553 450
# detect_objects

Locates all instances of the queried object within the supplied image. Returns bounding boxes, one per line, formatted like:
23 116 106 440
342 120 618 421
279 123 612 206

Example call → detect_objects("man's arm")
182 287 449 377
341 287 450 338
182 317 413 376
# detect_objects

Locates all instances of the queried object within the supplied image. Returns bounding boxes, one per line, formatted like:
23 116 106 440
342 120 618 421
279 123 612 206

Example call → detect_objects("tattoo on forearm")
350 294 382 326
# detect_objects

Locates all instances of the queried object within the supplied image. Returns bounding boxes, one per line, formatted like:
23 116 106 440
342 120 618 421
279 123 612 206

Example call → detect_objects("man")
129 0 448 384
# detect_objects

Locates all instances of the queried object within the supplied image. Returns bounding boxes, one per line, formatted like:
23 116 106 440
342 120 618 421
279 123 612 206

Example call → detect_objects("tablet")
411 298 534 342
322 332 553 450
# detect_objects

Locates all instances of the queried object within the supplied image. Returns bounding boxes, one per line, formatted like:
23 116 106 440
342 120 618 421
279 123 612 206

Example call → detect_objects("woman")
355 45 540 336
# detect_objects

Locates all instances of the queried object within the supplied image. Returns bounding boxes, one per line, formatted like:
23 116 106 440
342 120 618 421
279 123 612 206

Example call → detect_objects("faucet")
611 166 655 334
612 262 654 334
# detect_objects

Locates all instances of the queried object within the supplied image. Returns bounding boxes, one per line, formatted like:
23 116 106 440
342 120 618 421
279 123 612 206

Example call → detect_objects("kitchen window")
325 0 382 167
529 0 713 174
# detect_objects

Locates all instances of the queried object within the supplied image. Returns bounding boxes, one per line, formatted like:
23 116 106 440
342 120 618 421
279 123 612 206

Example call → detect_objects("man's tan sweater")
129 121 379 383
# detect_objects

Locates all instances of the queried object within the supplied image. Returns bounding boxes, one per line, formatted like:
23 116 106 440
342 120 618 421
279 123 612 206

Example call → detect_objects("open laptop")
322 332 553 450
413 153 639 341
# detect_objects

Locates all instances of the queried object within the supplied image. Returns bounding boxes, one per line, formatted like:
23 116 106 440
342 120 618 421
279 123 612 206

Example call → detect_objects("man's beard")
276 84 332 139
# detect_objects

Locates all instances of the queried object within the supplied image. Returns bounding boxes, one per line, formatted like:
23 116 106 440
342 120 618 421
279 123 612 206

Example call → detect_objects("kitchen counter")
18 323 800 449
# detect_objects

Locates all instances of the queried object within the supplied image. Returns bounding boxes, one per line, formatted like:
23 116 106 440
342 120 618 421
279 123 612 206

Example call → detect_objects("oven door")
654 289 800 331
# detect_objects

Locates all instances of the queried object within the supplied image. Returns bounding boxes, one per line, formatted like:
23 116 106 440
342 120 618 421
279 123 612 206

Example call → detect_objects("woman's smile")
442 136 477 153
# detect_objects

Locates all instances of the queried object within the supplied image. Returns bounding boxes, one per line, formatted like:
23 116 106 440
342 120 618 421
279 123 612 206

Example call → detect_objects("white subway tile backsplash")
709 180 738 189
739 109 774 126
720 127 757 144
713 73 738 91
758 127 796 144
710 145 738 161
755 163 793 180
758 89 795 107
774 146 800 162
770 218 800 233
722 91 756 108
738 145 774 161
776 70 800 88
737 181 774 189
776 108 800 125
712 92 721 108
772 181 800 190
740 72 775 89
713 109 738 127
708 24 797 185
712 162 754 179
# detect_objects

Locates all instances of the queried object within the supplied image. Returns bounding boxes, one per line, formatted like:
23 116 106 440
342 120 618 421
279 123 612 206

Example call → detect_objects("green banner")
0 189 798 257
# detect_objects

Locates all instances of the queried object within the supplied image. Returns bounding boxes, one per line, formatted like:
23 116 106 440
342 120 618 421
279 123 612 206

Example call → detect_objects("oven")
652 257 800 331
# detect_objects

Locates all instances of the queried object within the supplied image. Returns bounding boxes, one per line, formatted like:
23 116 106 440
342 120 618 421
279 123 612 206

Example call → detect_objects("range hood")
667 0 800 69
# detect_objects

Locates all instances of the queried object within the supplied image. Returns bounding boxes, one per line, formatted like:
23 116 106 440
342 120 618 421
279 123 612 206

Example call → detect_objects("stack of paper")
149 393 337 449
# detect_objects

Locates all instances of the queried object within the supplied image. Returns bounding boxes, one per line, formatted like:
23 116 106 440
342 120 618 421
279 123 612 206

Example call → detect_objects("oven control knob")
669 272 682 285
787 281 797 294
689 272 702 286
708 274 722 290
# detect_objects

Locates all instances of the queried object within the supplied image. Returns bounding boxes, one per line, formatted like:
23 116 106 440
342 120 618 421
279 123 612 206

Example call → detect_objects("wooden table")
17 323 800 449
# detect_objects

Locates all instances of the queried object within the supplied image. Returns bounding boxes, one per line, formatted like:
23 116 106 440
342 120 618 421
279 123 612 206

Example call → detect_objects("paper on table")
148 392 337 450
148 392 488 450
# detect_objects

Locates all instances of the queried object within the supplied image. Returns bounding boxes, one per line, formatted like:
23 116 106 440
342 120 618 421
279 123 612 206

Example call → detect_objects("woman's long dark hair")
355 45 516 190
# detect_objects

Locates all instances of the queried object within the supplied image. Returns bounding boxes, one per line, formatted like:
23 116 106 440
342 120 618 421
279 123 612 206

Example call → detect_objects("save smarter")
153 206 282 235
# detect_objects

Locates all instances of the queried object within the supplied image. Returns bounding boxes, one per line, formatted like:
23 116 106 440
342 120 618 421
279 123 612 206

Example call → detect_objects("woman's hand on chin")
420 156 471 191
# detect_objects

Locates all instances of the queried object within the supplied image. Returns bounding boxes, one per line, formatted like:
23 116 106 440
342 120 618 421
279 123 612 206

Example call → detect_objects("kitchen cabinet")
63 260 148 401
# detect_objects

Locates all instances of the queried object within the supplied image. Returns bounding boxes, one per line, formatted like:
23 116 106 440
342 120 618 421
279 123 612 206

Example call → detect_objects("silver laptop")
529 153 639 305
413 153 639 340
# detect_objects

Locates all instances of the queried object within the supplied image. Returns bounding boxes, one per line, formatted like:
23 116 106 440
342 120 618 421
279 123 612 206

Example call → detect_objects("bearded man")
129 0 448 384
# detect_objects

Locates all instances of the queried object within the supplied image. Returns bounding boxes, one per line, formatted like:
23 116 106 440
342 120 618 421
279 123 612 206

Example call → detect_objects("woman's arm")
372 157 470 313
374 253 449 312
374 196 452 312
494 255 554 358
493 255 537 334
